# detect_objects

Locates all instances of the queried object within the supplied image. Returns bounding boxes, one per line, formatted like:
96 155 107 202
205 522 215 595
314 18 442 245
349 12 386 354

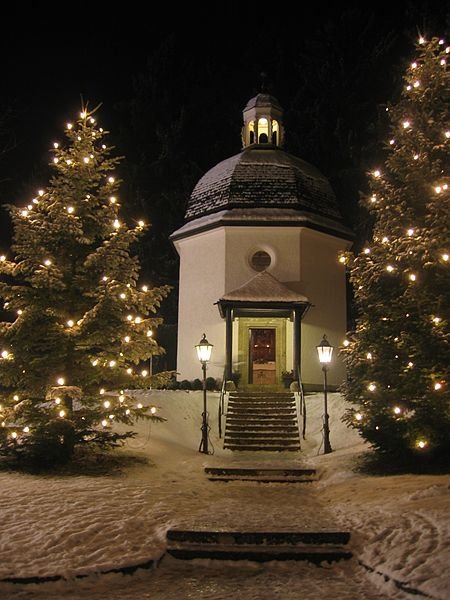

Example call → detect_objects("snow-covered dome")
185 145 342 223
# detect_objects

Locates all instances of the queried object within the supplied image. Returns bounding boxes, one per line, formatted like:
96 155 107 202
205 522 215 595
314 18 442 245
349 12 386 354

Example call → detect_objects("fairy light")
21 210 28 217
55 398 61 405
67 123 73 130
102 276 109 282
54 142 59 148
137 403 143 409
417 440 427 449
11 432 18 439
59 409 66 418
419 36 425 44
409 273 417 281
432 316 441 324
141 370 148 377
100 388 105 395
80 111 87 119
407 228 414 236
67 206 74 214
138 220 145 227
92 359 98 366
1 350 8 359
66 159 72 165
402 121 411 129
434 382 442 391
142 285 148 292
54 158 59 164
23 426 30 433
147 330 153 337
393 406 401 415
126 368 133 375
17 309 23 315
372 169 381 178
13 395 19 401
363 248 370 254
386 265 394 272
113 219 120 229
382 236 389 243
445 131 450 139
370 195 377 203
366 352 372 360
355 413 363 422
413 81 420 88
368 383 376 392
103 400 111 408
67 320 74 327
101 420 108 427
120 293 126 299
108 176 115 184
57 377 65 385
109 360 116 367
109 414 114 420
125 409 131 415
389 139 395 145
342 339 350 347
0 255 5 262
150 407 157 415
119 395 125 403
435 186 442 193
413 154 419 160
83 157 90 164
339 255 347 264
127 315 133 321
411 62 417 69
109 196 117 204
135 317 142 324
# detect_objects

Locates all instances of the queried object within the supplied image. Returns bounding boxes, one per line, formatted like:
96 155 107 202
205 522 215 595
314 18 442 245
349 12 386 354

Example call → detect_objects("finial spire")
259 72 268 93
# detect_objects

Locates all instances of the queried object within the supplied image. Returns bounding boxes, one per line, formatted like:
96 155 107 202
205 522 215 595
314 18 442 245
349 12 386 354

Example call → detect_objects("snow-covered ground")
0 391 448 599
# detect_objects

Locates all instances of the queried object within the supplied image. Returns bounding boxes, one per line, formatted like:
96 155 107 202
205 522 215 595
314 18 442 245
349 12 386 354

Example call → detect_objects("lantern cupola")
242 93 284 147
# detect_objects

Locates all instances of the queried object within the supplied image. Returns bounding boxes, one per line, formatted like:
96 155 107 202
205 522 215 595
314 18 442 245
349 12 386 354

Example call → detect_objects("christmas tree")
341 37 450 460
0 107 171 466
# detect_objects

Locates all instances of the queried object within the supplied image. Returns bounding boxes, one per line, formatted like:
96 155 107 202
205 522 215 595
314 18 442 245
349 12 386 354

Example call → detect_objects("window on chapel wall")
258 118 269 143
250 250 271 271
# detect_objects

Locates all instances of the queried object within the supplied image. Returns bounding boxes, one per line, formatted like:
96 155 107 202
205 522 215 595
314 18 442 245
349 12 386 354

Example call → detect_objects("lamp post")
195 333 213 454
316 334 333 454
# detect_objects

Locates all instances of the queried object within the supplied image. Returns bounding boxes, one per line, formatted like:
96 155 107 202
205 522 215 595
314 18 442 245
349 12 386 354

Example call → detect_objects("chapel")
170 93 354 390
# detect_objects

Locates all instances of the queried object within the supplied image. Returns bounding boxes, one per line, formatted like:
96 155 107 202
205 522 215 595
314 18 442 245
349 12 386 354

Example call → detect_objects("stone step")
225 437 300 446
205 467 317 483
224 444 301 451
228 402 296 409
227 408 296 415
166 529 352 563
226 416 298 423
224 431 299 439
226 425 299 432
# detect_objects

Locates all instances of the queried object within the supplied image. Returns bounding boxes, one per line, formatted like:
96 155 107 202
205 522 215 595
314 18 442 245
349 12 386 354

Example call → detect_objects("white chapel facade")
171 93 353 390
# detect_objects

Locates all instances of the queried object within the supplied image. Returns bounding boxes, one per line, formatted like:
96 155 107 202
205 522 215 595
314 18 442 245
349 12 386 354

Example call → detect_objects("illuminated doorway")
249 328 276 385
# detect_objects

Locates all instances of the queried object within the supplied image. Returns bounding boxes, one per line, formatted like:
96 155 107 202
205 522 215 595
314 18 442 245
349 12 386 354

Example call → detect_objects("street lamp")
195 333 213 454
316 334 333 454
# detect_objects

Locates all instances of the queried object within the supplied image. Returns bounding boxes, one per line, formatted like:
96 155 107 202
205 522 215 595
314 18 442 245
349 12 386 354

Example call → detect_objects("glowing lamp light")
124 336 130 343
113 219 120 229
11 432 18 439
413 154 419 160
67 320 74 327
435 186 442 193
372 169 381 178
419 36 425 44
1 350 8 359
409 273 417 281
403 121 411 129
445 131 450 139
0 255 5 262
138 220 145 227
101 420 108 427
150 407 157 415
58 409 66 418
196 334 214 364
142 285 148 292
386 265 394 272
100 388 105 395
366 352 373 360
57 377 65 385
23 426 30 433
127 315 133 321
147 330 153 337
120 293 126 299
126 368 133 374
382 236 389 243
389 139 395 145
83 157 90 164
17 309 23 315
54 142 59 148
413 81 420 88
67 123 73 130
110 196 117 203
135 317 142 324
141 370 148 377
393 406 402 415
137 403 143 409
92 359 99 366
368 383 376 392
417 440 427 449
103 400 110 408
109 360 116 367
433 317 441 324
411 62 417 69
407 228 414 236
342 339 350 347
125 409 131 415
80 111 87 118
434 382 442 391
339 255 347 264
21 210 28 217
108 177 115 184
355 413 363 421
13 395 19 401
316 335 333 364
55 398 61 405
363 248 371 254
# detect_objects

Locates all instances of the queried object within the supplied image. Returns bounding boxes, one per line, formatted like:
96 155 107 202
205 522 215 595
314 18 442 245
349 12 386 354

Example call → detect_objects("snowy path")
0 391 448 599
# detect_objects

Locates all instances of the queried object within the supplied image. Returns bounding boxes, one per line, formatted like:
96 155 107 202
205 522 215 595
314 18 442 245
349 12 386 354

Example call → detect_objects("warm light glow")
196 334 214 363
316 335 333 364
83 157 90 164
23 426 30 433
386 265 394 272
44 259 52 266
124 336 130 343
108 176 115 183
67 206 74 214
355 413 363 421
67 123 73 130
434 382 442 391
1 350 8 359
67 320 74 327
13 395 19 401
127 315 133 321
445 131 450 139
135 317 142 324
101 420 108 427
370 195 377 203
150 406 157 415
417 440 427 449
382 236 389 243
389 139 395 145
80 111 87 119
55 398 61 405
0 255 5 262
54 142 59 148
419 36 425 44
126 368 132 374
11 432 18 439
17 309 23 315
407 228 414 236
343 339 350 347
368 383 376 392
109 360 116 368
411 62 417 69
413 154 419 160
363 248 371 254
102 276 108 281
372 169 381 178
393 406 401 415
21 210 28 217
433 317 441 324
120 293 126 299
125 409 131 415
59 410 66 418
92 359 98 366
138 220 145 227
100 388 105 395
113 219 120 229
142 285 148 292
413 81 420 88
137 403 143 409
147 330 153 337
408 362 414 368
366 352 372 360
435 186 442 193
141 370 148 377
57 377 65 385
402 120 411 129
339 255 347 264
409 273 417 281
104 400 111 408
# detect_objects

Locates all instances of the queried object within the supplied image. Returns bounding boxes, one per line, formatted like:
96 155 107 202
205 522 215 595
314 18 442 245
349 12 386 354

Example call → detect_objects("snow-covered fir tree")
341 37 450 460
0 107 171 466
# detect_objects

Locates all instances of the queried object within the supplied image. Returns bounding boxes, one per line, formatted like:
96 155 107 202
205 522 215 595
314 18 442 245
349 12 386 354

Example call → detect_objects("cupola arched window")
272 120 279 145
249 120 255 145
258 118 269 143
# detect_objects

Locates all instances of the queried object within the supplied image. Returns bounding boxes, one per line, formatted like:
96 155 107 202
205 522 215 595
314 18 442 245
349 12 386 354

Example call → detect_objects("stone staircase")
224 391 301 451
166 529 352 563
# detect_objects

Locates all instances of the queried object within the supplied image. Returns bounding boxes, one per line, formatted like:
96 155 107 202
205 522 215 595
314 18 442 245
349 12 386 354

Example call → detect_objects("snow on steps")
224 391 301 452
204 466 318 483
165 530 352 563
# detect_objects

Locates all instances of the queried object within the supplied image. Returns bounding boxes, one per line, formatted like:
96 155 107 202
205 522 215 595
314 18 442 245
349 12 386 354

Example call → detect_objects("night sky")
1 2 448 243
